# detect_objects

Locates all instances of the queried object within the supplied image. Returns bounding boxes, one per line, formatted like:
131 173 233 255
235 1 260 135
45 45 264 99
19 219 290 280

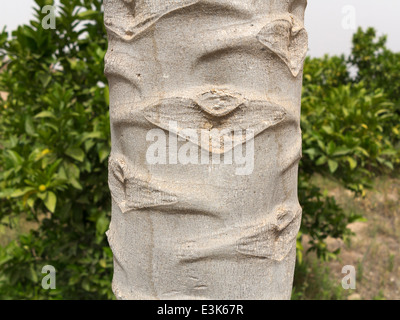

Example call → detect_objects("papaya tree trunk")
104 0 308 300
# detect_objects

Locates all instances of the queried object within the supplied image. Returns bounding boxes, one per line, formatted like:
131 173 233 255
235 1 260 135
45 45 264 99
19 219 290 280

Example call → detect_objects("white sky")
0 0 399 57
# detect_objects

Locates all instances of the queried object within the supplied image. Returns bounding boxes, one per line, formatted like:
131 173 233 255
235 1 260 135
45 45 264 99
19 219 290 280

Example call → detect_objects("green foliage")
297 34 400 261
292 257 349 300
0 0 399 299
301 82 397 195
0 0 112 299
297 176 364 261
350 27 400 108
302 55 351 89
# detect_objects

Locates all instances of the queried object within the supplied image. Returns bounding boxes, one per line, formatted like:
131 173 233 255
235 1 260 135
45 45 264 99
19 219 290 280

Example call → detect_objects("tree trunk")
104 0 308 300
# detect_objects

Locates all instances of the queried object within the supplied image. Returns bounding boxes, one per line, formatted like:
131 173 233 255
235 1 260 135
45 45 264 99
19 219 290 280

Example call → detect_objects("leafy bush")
297 46 400 261
349 27 400 109
0 0 112 299
0 2 398 299
301 82 398 195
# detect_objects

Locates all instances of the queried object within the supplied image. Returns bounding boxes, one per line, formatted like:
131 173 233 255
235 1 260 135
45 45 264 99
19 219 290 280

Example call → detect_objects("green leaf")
34 111 56 119
70 178 83 190
82 279 91 291
64 162 80 179
327 141 336 156
37 72 52 87
44 191 57 213
99 259 107 268
98 144 110 163
315 156 327 166
383 161 394 170
317 140 325 151
10 189 27 198
328 160 339 173
347 157 357 170
80 131 103 143
10 187 35 198
7 150 23 166
25 117 36 136
322 125 333 135
27 197 35 209
297 249 303 264
28 265 38 282
37 192 47 200
333 147 352 157
77 10 98 20
65 147 85 162
0 188 14 198
96 215 109 237
304 148 318 159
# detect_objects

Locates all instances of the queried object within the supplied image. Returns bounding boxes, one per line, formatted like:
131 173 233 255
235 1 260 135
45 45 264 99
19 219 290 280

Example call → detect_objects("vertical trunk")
104 0 308 300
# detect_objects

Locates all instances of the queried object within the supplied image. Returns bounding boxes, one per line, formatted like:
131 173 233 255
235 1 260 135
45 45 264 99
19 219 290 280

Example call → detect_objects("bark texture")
104 0 308 300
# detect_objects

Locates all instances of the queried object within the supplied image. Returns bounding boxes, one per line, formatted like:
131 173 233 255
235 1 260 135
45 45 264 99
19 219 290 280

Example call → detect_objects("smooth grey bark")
104 0 308 300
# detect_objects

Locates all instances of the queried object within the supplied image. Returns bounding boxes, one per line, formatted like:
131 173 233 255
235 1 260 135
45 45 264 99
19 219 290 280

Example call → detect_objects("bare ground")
316 176 400 300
